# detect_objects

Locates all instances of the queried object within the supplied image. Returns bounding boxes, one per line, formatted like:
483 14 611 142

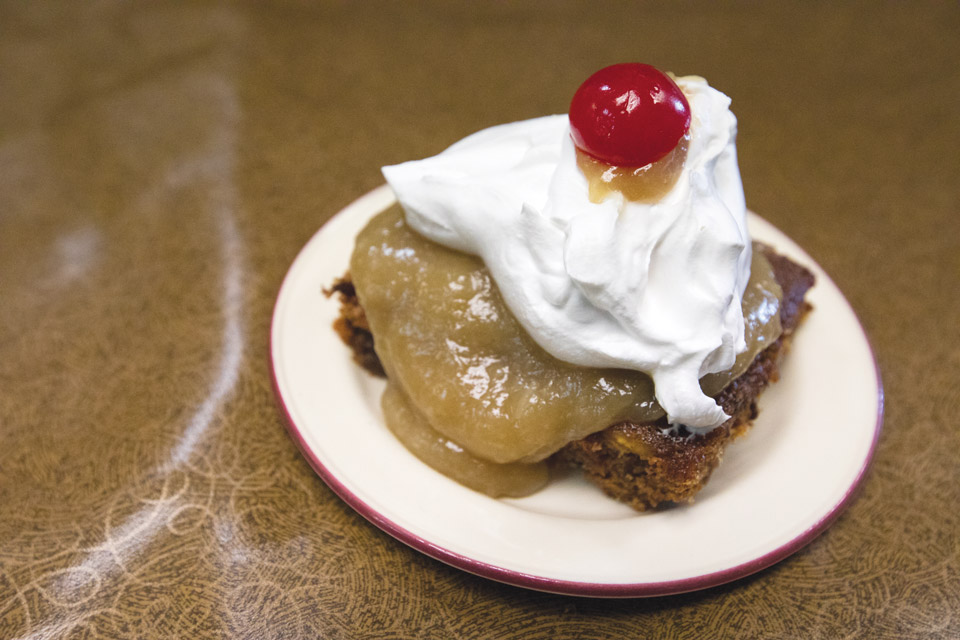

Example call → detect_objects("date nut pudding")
328 64 814 510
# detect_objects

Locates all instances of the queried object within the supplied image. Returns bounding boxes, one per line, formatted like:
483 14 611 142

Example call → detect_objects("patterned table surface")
1 2 957 638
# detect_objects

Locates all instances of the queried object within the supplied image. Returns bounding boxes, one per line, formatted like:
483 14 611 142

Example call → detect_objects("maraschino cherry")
570 63 691 167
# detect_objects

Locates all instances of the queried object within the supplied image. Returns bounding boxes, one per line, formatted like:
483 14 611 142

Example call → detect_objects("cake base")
326 246 814 511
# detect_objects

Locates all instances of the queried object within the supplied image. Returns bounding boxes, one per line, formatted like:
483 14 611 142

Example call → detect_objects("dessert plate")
271 185 883 597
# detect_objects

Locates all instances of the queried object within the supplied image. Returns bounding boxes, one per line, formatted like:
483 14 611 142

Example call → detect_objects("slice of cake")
325 63 815 510
327 242 813 510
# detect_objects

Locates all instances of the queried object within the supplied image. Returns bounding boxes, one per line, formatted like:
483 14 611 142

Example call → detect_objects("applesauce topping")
350 206 782 497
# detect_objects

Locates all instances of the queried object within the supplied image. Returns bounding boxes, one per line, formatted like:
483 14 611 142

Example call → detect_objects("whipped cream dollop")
382 76 750 431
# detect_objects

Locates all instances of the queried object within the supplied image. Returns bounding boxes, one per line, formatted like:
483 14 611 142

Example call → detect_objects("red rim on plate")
270 185 884 598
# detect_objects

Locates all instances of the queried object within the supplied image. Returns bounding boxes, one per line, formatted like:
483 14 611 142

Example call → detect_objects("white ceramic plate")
270 185 883 597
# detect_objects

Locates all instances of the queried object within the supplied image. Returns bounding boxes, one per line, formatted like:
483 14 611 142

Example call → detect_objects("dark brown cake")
326 277 384 377
326 246 814 511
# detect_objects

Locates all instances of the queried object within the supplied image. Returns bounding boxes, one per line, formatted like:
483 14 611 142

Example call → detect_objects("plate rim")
270 184 884 598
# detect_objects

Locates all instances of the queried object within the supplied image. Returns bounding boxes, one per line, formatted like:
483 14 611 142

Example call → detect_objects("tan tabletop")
2 2 958 638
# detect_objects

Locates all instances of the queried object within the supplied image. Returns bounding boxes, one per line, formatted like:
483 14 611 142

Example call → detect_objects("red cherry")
569 63 691 167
